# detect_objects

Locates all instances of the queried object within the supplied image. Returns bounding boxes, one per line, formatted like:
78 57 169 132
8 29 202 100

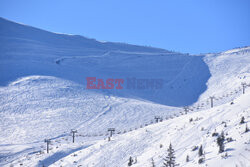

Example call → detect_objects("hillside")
0 18 249 167
0 17 210 107
7 88 249 167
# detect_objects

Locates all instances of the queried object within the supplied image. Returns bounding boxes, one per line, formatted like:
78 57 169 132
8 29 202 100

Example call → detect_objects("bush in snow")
221 152 229 159
198 157 205 164
212 129 219 137
212 132 219 137
226 137 233 142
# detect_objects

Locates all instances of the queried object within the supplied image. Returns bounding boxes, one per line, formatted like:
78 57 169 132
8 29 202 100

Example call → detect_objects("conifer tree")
186 155 189 162
217 131 225 153
240 116 245 124
163 143 177 167
151 158 155 167
128 156 133 166
245 124 249 133
198 145 203 157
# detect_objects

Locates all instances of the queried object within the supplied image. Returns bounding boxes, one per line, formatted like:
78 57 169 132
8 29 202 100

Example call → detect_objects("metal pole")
108 128 115 138
47 142 49 153
44 139 51 153
184 106 189 114
210 96 214 108
242 83 246 94
71 129 77 143
154 116 160 123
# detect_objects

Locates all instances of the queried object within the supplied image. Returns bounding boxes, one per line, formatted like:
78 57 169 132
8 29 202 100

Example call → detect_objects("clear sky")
0 0 249 54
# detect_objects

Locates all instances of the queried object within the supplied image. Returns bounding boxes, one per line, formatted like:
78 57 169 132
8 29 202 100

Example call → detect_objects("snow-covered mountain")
0 17 249 167
0 17 210 107
8 89 248 167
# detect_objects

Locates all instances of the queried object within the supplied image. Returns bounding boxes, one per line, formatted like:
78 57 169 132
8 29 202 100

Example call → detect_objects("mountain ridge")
0 17 171 53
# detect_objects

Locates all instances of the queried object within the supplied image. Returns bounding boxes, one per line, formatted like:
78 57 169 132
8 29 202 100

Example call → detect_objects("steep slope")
0 17 210 106
198 47 250 104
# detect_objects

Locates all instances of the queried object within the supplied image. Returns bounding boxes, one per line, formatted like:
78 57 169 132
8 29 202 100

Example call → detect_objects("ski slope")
0 17 250 166
3 82 250 167
0 17 210 107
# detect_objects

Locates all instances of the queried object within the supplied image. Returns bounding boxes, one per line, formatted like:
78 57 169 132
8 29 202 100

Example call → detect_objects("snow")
0 17 249 167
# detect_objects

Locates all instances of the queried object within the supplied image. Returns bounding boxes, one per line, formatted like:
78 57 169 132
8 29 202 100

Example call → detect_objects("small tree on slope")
198 145 204 157
151 158 155 167
186 155 189 162
240 116 245 124
245 124 249 133
198 145 205 164
128 156 133 166
163 143 178 167
217 131 225 153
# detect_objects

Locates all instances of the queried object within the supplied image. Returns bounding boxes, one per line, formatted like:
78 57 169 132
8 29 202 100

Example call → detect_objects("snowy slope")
198 47 250 103
0 17 209 154
0 18 250 167
0 17 210 107
4 84 250 167
53 90 249 167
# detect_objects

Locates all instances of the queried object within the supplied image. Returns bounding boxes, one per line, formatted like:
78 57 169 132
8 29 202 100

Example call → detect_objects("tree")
128 156 133 166
151 158 155 167
198 145 203 157
186 155 189 162
134 157 137 164
240 116 245 124
245 124 249 133
163 143 177 167
198 145 205 164
217 131 225 153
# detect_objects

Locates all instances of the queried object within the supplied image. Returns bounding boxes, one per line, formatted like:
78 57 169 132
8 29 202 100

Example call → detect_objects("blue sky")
0 0 249 54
